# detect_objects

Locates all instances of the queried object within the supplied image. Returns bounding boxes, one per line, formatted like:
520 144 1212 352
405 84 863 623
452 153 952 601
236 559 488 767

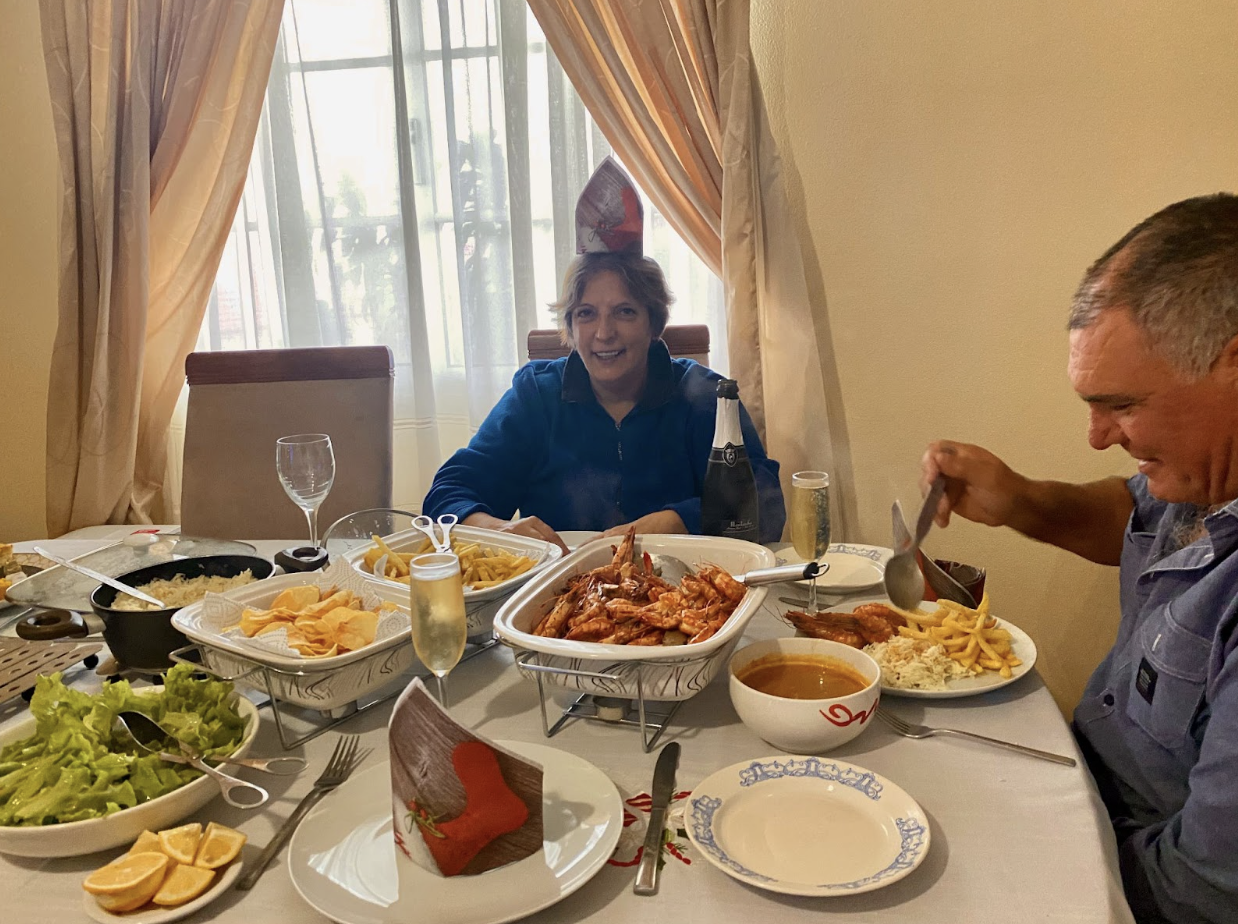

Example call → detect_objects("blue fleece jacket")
422 340 785 542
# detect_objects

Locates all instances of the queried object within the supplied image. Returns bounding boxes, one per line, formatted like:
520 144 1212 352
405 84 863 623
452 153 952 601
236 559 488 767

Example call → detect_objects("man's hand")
921 440 1028 529
462 512 569 553
601 510 687 538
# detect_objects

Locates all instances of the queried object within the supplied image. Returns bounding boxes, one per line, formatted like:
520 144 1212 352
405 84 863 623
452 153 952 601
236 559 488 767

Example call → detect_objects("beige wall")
0 0 57 540
752 1 1238 711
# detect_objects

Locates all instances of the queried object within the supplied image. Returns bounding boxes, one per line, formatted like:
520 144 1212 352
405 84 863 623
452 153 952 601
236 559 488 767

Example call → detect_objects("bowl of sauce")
729 637 880 753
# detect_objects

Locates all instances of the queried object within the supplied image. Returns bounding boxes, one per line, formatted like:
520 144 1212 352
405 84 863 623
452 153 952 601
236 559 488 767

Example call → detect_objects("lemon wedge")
153 862 216 906
83 851 169 912
128 829 161 855
157 821 203 865
193 821 248 870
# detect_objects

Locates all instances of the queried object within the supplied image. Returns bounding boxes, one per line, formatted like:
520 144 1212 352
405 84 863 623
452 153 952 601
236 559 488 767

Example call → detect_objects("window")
200 0 725 510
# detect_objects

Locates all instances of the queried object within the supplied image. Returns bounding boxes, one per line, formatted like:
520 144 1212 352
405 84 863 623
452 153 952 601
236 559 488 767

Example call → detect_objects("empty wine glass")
790 471 831 611
276 434 336 548
408 552 468 707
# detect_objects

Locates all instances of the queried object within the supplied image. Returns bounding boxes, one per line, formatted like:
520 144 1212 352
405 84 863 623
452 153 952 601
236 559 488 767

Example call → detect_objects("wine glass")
276 434 336 549
408 552 468 707
790 471 831 611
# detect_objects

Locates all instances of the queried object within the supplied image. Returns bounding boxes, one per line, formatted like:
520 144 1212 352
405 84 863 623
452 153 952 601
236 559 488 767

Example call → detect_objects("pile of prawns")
532 527 746 646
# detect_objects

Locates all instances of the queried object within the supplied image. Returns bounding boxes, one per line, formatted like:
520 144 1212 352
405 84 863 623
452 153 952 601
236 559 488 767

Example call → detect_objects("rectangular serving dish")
345 525 563 638
493 534 775 701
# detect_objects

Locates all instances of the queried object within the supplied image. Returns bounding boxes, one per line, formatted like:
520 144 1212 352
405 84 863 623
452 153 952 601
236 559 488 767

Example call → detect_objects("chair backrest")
181 346 394 541
526 324 711 366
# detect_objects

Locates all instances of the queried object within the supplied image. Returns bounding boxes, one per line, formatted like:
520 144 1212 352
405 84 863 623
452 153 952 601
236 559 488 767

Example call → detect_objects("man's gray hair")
1068 193 1238 377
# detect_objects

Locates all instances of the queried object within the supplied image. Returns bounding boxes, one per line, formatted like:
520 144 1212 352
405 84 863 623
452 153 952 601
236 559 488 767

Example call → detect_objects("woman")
422 160 784 550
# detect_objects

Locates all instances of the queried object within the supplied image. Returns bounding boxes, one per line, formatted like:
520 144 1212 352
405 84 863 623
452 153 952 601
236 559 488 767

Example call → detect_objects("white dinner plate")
780 543 892 593
686 755 930 896
878 616 1037 699
288 740 622 924
82 861 244 924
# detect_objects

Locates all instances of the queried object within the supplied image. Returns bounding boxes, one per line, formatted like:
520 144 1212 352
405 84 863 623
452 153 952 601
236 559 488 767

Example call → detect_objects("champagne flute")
790 471 832 611
276 434 336 549
408 552 468 707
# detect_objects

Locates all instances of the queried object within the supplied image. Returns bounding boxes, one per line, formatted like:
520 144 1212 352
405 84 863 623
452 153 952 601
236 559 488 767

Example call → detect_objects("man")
922 193 1238 924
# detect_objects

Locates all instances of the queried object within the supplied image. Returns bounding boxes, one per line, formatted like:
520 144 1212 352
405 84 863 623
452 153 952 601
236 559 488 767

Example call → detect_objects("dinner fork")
236 735 371 890
878 709 1077 766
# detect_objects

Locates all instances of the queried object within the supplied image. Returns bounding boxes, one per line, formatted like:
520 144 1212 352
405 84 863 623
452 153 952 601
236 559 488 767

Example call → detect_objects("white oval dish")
0 692 259 858
82 860 244 924
686 755 930 896
877 615 1037 699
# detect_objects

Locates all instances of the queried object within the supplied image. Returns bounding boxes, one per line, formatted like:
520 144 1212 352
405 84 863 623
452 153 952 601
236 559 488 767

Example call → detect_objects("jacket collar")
562 339 675 409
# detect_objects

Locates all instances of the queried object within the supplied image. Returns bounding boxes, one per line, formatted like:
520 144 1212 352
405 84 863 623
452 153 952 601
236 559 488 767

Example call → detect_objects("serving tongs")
114 711 273 808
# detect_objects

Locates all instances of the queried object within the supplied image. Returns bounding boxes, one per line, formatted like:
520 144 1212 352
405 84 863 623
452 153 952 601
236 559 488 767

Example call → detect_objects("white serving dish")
173 568 417 712
0 692 259 858
346 526 563 638
493 534 776 701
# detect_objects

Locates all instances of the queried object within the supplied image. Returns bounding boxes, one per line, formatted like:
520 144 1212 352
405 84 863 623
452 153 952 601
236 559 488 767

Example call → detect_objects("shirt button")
1102 693 1115 707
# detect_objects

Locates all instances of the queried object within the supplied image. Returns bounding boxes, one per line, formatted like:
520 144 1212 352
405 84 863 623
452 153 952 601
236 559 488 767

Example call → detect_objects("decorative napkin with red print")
389 679 543 876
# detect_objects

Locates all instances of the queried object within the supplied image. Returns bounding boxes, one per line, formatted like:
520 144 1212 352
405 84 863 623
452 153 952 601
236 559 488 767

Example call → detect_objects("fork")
878 709 1077 766
236 735 371 890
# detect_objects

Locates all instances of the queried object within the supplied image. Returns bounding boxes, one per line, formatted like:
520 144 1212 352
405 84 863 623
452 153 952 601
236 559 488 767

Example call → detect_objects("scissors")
412 514 458 553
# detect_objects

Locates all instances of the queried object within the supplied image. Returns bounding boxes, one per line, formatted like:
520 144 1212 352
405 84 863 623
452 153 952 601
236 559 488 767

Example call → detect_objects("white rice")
110 570 257 611
864 636 972 691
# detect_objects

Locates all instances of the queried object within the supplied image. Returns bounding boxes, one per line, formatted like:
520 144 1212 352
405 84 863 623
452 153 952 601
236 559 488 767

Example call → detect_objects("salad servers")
114 711 271 808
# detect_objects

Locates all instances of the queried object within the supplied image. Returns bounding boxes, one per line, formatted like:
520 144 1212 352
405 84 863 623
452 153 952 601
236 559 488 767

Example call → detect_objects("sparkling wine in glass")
790 471 832 611
276 434 336 549
409 552 468 707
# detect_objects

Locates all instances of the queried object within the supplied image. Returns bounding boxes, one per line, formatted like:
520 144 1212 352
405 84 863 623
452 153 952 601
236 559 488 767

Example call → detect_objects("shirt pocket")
1125 603 1209 751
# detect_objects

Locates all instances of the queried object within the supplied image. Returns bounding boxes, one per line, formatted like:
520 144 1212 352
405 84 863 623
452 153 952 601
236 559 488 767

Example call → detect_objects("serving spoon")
884 477 950 610
114 711 271 808
646 555 821 587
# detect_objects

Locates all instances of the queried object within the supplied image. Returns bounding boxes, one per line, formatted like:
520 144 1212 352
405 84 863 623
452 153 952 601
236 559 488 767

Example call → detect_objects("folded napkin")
389 679 543 876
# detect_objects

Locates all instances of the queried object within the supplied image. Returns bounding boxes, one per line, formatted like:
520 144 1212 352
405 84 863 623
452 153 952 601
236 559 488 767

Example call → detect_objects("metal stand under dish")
171 634 501 750
512 650 687 753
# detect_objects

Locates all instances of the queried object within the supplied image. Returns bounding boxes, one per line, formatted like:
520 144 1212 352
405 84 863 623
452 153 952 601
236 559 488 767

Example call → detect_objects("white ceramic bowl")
345 525 563 638
495 534 776 701
728 637 881 753
0 693 259 858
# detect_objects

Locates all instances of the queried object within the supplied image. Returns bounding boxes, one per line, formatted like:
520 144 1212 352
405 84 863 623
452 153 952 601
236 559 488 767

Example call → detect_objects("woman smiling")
422 159 785 551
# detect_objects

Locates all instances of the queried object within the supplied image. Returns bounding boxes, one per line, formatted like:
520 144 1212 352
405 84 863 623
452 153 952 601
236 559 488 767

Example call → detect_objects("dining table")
0 530 1136 923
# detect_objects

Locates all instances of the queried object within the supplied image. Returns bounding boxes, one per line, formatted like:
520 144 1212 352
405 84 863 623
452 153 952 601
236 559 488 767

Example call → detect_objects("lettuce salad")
0 664 247 826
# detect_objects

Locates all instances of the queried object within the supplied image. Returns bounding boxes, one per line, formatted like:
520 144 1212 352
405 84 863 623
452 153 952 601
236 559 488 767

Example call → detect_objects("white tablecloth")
0 537 1134 923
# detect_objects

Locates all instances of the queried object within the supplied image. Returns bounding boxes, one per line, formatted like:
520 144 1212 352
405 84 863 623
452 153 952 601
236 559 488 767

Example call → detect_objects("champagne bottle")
701 379 760 542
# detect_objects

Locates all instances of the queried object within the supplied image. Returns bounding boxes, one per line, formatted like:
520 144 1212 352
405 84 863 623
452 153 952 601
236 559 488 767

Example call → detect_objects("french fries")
361 536 536 590
891 594 1022 678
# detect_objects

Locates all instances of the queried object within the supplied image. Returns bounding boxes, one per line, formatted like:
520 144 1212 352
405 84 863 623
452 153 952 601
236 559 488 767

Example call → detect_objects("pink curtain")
39 0 284 533
527 0 838 525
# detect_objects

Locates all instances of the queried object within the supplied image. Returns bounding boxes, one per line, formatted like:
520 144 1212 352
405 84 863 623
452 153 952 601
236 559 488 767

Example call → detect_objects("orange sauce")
736 654 869 700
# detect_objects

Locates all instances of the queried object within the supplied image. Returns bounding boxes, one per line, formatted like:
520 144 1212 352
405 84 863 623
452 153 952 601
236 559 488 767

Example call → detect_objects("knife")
633 741 680 896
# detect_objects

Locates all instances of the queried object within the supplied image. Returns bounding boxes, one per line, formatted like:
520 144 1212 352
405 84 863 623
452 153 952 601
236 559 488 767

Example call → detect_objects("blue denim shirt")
1074 475 1238 924
422 341 786 542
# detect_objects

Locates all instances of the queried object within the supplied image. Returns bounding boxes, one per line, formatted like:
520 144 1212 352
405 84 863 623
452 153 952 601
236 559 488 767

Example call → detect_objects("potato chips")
362 535 536 590
238 585 394 658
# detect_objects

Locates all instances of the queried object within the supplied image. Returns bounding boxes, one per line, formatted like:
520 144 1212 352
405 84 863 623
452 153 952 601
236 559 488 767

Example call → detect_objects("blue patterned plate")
685 755 929 896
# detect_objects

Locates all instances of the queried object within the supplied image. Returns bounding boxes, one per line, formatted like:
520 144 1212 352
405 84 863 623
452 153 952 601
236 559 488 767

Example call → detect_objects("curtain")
181 0 727 518
39 0 285 535
527 0 839 529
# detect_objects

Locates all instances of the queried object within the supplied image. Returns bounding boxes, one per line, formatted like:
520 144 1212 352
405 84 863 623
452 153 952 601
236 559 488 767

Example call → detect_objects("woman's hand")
601 510 687 538
462 512 569 553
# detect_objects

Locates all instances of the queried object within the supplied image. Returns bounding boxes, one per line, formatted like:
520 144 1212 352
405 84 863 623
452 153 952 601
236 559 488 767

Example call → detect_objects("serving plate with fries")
345 526 562 637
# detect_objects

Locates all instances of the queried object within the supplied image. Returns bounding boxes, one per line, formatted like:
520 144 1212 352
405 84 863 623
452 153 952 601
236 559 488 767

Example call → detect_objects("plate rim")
782 543 892 592
877 615 1037 699
685 754 930 896
286 739 622 924
81 859 244 924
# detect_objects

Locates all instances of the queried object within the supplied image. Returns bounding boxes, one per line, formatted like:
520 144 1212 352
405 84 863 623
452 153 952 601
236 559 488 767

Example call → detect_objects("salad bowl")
0 689 260 858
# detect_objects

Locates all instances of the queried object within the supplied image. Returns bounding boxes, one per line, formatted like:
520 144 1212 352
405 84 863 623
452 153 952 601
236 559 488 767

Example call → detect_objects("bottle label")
723 443 738 467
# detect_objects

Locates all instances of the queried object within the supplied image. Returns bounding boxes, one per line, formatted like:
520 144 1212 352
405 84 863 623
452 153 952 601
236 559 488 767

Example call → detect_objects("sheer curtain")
168 0 726 517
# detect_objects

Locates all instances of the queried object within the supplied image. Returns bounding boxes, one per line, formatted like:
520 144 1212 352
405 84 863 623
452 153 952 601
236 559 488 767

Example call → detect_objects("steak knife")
633 741 681 895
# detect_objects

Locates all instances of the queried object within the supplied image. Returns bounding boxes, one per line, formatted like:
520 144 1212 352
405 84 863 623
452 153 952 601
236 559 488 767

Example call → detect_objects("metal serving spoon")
114 711 271 808
891 499 978 608
885 477 953 610
646 555 821 587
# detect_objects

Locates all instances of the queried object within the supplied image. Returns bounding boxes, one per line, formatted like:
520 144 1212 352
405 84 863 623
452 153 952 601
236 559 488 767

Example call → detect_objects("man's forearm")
1006 475 1132 566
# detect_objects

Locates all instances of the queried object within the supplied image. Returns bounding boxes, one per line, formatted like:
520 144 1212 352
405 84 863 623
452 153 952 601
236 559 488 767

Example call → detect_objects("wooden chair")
526 323 711 365
180 346 394 540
